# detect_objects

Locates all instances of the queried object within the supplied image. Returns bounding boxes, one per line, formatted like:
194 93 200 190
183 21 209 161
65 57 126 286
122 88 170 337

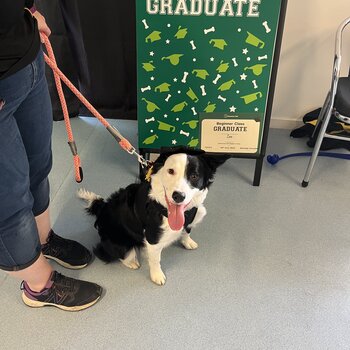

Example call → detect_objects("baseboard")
270 118 303 130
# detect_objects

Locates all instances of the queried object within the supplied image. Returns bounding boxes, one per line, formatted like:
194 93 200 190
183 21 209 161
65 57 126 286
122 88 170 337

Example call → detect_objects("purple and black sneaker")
21 271 102 311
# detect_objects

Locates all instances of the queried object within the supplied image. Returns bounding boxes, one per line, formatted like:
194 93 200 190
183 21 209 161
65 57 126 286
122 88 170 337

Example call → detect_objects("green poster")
136 0 283 151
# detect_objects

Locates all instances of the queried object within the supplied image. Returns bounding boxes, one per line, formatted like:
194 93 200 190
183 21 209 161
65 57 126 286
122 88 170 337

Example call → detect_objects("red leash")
41 34 149 182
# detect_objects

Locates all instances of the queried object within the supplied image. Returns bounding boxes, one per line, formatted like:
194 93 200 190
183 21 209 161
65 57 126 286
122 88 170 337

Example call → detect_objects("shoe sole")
21 292 101 311
44 255 88 270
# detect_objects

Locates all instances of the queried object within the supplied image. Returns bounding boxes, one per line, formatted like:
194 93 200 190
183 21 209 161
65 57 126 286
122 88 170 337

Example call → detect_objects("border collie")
78 148 228 285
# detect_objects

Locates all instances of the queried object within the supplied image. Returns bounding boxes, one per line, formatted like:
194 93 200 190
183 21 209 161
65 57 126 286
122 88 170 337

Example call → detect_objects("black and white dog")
78 148 228 285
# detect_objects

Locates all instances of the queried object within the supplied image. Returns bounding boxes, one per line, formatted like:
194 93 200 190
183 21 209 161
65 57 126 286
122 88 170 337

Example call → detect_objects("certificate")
200 117 261 154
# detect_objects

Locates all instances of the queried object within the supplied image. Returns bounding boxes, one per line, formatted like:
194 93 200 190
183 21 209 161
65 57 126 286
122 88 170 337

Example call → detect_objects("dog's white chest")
158 218 183 248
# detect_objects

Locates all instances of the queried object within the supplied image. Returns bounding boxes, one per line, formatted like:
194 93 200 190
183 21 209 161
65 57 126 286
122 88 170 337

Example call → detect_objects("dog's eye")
190 173 199 181
168 169 175 175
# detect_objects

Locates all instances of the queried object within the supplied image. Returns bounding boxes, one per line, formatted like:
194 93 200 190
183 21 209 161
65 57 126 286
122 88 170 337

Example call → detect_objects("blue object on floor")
267 152 350 165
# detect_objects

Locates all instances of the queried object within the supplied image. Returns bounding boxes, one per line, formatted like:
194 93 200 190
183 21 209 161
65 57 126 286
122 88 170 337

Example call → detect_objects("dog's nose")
172 191 186 203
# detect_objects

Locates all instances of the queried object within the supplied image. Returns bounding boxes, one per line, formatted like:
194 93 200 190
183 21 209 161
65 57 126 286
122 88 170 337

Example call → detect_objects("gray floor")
1 117 350 350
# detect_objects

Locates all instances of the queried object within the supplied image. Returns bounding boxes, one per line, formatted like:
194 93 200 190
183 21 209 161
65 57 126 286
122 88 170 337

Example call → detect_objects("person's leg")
0 51 102 310
12 48 53 243
9 255 52 291
0 57 53 290
35 208 51 245
14 49 91 269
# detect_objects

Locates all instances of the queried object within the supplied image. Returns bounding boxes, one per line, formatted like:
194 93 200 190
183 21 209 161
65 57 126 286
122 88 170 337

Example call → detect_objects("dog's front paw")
150 268 167 286
120 253 141 270
181 235 199 250
122 259 141 270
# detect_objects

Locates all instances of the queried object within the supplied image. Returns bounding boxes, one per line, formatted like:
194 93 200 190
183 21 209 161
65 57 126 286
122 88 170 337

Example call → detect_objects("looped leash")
41 34 150 182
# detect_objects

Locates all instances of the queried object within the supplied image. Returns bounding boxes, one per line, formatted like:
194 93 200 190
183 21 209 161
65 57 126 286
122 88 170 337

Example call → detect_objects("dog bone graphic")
262 21 271 33
218 95 226 102
141 86 151 93
258 55 268 61
213 74 222 85
142 19 149 29
181 72 189 83
232 58 238 67
180 130 190 137
204 26 215 35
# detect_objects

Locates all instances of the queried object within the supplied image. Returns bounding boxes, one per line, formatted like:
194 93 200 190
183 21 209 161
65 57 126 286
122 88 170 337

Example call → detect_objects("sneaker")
42 230 92 269
21 271 102 311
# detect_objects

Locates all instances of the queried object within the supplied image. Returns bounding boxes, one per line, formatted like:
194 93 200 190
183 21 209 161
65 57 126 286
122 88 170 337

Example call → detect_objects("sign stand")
137 0 288 186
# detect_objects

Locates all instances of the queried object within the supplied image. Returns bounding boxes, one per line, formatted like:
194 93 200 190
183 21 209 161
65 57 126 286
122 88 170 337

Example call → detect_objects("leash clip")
131 149 151 169
138 155 151 169
124 146 149 168
137 153 151 168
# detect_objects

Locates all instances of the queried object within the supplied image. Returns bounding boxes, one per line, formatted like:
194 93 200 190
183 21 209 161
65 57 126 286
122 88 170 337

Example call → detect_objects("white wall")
271 0 350 129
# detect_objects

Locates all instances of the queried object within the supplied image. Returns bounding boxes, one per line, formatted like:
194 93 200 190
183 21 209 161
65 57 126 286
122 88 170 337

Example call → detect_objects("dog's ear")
200 154 230 172
199 153 230 188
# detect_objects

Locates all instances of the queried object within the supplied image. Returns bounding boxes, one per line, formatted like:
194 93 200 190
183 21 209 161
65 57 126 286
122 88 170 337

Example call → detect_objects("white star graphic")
173 78 178 82
242 48 249 55
210 57 215 62
150 76 155 81
172 140 177 145
240 73 247 80
230 106 237 113
150 51 155 56
164 114 168 118
255 108 259 112
166 39 170 44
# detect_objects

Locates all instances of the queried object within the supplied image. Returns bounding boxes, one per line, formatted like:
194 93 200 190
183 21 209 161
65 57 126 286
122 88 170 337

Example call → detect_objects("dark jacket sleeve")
0 0 33 35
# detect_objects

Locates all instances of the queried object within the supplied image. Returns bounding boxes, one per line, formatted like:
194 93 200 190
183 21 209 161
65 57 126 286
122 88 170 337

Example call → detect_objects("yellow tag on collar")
145 166 154 182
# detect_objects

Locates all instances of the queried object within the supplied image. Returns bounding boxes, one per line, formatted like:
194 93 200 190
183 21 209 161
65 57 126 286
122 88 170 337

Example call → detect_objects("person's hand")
32 11 51 41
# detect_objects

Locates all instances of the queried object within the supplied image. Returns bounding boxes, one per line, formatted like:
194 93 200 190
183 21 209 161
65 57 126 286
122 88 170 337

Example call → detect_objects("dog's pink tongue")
167 202 186 231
